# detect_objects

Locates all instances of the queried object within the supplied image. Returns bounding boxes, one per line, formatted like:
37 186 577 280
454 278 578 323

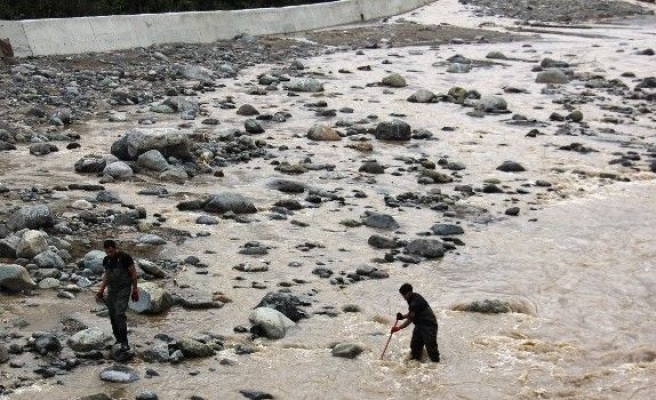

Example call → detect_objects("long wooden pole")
379 320 398 360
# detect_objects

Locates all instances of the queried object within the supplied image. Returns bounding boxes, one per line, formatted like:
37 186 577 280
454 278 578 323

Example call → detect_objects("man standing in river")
392 283 440 362
95 239 139 354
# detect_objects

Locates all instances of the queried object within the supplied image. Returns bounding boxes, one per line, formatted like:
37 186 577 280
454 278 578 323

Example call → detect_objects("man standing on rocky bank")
393 283 440 362
96 239 139 353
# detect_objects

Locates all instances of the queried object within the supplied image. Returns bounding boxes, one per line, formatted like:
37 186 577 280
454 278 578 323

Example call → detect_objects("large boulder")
204 193 257 214
361 212 399 230
307 124 341 141
177 338 215 358
0 264 37 292
375 120 411 141
381 73 407 88
81 250 106 274
68 327 110 352
137 150 169 172
6 204 56 231
285 78 324 92
405 239 446 258
99 365 139 383
536 69 569 84
249 307 297 339
407 89 436 103
129 282 174 314
332 343 365 359
33 249 66 269
0 236 20 258
255 292 309 322
110 128 192 161
103 161 133 179
16 230 49 259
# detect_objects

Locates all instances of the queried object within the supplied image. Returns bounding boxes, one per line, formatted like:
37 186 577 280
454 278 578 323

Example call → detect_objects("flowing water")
2 0 656 399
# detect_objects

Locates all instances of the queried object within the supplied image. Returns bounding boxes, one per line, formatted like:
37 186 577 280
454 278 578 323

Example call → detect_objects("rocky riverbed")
1 0 656 399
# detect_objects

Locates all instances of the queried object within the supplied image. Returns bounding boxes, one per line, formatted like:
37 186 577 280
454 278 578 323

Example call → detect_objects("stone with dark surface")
137 149 169 172
204 193 257 214
375 120 411 141
332 343 364 359
249 307 297 339
99 365 139 383
6 204 56 231
407 89 436 103
368 235 401 249
0 264 36 292
362 212 399 230
405 239 446 258
454 299 512 314
381 73 407 88
536 69 569 84
237 104 260 116
255 292 309 322
78 394 112 400
307 124 341 141
430 224 464 236
239 390 274 400
32 333 62 354
177 338 216 358
496 160 526 172
268 179 305 193
359 161 385 174
68 327 110 352
111 128 191 161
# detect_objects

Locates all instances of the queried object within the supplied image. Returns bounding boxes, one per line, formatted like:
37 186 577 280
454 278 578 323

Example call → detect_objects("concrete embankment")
0 0 434 57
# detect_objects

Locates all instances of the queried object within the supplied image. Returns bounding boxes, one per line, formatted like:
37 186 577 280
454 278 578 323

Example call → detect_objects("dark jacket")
407 292 437 328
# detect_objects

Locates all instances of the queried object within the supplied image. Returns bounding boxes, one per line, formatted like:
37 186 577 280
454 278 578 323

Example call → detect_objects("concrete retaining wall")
0 0 434 57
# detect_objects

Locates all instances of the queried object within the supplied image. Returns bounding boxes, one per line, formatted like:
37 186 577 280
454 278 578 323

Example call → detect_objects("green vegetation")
0 0 334 20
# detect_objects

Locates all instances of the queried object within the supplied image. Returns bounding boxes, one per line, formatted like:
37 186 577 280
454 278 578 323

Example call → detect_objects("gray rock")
407 89 436 103
78 394 112 400
447 63 472 73
367 235 401 249
496 160 526 172
137 259 167 278
359 161 385 174
286 78 324 92
16 230 49 259
486 51 507 59
32 333 61 354
74 156 107 173
178 338 216 358
381 73 407 88
456 299 512 313
0 264 37 292
375 120 411 141
180 64 215 83
103 161 133 179
255 292 309 322
307 124 341 141
430 224 464 236
362 213 399 230
137 150 169 172
237 104 259 116
34 250 66 269
268 179 305 193
204 193 257 214
405 239 445 258
196 215 219 225
7 204 56 231
136 390 159 400
159 167 188 184
143 342 170 363
239 390 274 400
82 250 106 274
541 58 569 68
0 344 8 363
96 190 121 203
99 365 139 383
38 277 60 289
536 69 569 84
129 282 174 314
30 143 58 156
111 128 192 161
138 234 167 245
249 307 297 339
0 236 20 258
244 119 265 134
68 327 110 352
332 343 364 359
476 96 509 113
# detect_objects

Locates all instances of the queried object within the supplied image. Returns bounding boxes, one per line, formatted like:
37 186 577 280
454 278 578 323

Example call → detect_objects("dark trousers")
410 324 440 362
106 286 131 345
